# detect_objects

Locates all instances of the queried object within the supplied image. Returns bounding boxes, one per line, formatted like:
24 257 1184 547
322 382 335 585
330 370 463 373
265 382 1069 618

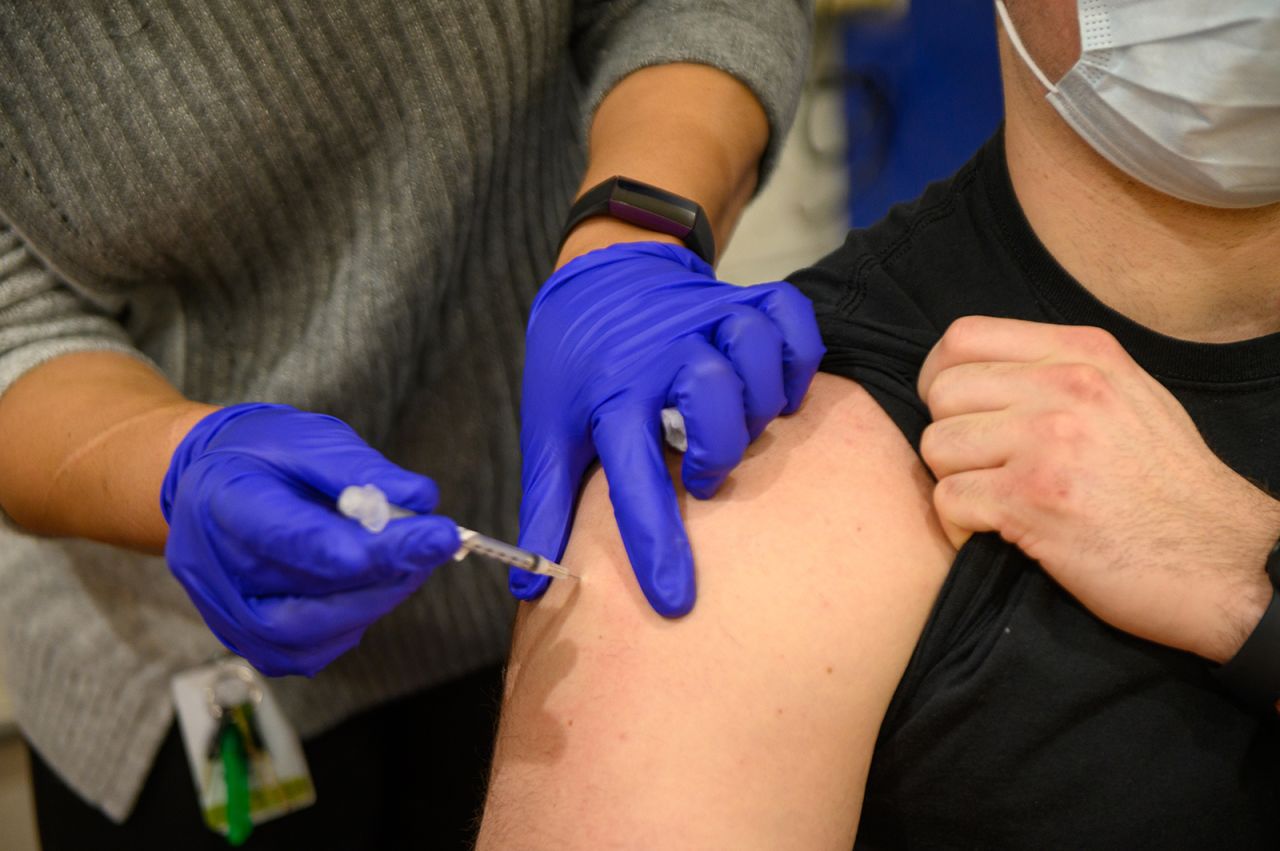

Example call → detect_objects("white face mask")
995 0 1280 209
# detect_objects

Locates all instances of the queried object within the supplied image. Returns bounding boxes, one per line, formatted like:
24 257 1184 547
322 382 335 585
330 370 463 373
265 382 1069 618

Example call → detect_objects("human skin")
0 63 771 552
917 315 1280 665
479 2 1280 844
478 374 953 849
1001 0 1280 344
916 3 1280 666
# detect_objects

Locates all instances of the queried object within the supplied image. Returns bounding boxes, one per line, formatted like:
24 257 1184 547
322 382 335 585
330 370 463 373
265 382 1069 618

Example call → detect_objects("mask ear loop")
994 0 1059 93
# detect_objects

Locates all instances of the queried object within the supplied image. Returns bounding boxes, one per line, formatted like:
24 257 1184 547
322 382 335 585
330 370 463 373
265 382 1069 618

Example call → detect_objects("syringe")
337 484 575 580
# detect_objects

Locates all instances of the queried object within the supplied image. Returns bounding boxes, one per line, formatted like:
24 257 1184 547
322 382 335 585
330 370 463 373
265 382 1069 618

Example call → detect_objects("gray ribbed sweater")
0 0 809 821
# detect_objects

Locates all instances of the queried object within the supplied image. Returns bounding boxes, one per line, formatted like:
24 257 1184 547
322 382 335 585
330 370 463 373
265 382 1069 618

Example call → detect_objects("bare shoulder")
479 373 954 850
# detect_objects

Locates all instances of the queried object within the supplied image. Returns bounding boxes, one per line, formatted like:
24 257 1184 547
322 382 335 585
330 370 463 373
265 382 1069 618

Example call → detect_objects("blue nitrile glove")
161 404 460 677
514 242 825 616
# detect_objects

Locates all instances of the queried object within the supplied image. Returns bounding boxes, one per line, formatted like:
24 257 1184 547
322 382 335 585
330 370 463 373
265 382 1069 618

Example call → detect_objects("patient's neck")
1001 37 1280 344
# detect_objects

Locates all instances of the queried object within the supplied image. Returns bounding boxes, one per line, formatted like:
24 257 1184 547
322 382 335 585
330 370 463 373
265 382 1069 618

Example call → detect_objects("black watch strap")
1214 537 1280 710
559 176 716 265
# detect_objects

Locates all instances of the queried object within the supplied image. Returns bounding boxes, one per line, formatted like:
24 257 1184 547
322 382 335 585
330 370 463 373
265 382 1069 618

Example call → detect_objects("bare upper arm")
478 373 955 850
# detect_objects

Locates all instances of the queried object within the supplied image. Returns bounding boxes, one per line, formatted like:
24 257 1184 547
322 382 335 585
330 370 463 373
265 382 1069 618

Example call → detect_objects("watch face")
608 178 697 238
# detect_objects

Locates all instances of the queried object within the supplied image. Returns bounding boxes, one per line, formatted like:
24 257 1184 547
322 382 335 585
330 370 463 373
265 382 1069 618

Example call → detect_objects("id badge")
172 658 316 843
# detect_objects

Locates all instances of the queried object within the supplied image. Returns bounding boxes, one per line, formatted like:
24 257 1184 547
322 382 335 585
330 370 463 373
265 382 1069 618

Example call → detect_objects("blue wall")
843 0 1004 226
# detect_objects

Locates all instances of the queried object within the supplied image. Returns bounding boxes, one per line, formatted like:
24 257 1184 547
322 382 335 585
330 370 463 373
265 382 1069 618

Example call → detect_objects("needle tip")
540 559 576 580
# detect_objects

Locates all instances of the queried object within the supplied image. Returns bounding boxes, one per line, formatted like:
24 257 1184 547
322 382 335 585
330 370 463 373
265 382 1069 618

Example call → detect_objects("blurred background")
721 0 1002 282
0 1 1001 847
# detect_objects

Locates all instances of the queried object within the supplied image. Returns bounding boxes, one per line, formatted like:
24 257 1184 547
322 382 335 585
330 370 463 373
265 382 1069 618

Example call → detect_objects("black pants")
30 664 505 851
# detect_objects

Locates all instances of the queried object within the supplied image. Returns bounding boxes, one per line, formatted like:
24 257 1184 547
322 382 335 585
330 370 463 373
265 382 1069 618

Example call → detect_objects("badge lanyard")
172 658 316 845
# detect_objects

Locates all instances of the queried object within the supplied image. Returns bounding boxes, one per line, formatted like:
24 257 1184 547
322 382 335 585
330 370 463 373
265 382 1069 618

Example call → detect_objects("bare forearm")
0 351 215 552
559 63 770 266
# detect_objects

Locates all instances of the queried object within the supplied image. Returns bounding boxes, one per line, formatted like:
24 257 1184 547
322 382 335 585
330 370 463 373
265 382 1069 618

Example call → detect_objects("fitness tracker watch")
559 176 717 265
1215 535 1280 711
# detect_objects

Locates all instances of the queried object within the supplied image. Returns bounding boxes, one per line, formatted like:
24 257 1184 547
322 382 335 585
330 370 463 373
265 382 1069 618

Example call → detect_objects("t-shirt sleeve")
569 0 812 185
0 225 149 401
787 235 942 450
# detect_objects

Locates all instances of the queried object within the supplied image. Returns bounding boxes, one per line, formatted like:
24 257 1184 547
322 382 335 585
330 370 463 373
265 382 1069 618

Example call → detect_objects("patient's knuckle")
925 368 959 411
919 422 945 464
931 483 953 520
941 316 990 356
931 479 956 518
995 508 1031 548
1048 363 1110 404
934 473 973 506
1067 325 1122 360
1031 409 1083 444
1017 461 1075 513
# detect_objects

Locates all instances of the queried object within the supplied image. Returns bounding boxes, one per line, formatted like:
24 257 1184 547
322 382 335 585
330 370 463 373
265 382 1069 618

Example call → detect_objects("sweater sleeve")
571 0 813 186
0 225 149 401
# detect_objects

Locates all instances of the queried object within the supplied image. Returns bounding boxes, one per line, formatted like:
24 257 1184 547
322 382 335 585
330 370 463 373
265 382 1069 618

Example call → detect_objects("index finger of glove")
746 282 825 414
593 405 696 618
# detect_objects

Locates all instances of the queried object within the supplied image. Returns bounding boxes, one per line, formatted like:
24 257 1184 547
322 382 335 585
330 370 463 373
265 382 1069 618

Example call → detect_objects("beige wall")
0 738 37 851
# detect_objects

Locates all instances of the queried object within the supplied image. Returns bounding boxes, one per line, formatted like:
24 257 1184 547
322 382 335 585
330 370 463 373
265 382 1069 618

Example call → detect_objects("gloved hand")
515 242 825 616
162 404 460 676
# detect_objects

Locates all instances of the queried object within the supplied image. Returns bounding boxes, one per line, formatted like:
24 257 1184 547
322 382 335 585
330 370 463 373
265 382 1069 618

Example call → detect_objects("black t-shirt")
787 131 1280 849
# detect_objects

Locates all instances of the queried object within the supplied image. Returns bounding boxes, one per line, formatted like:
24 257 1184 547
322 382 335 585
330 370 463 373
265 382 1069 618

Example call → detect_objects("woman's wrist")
574 63 769 260
556 218 683 269
49 398 219 554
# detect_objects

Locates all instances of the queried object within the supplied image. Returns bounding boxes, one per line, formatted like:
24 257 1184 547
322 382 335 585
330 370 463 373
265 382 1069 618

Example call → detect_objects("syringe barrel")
459 530 539 571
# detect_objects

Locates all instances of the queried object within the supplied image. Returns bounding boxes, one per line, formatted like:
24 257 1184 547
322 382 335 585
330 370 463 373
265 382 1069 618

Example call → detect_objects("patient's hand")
918 316 1280 664
477 373 953 850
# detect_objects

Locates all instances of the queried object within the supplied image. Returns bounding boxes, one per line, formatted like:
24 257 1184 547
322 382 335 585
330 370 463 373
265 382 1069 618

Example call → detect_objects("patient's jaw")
1004 0 1080 83
478 374 954 850
998 7 1280 344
